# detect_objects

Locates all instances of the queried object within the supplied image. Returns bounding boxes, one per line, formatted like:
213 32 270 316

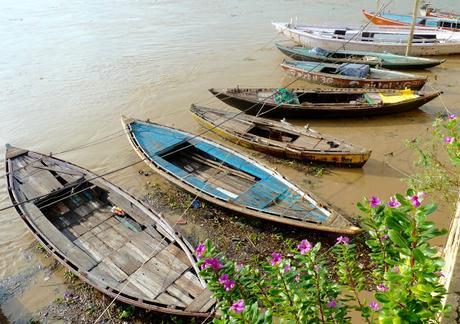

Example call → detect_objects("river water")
1 0 459 322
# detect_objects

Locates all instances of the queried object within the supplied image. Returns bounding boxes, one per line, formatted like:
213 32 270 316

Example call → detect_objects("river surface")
1 0 459 322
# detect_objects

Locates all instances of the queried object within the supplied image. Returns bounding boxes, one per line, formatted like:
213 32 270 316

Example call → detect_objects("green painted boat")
275 43 445 69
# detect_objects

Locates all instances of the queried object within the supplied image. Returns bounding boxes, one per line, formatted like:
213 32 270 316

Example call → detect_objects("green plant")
117 305 135 320
63 270 77 284
197 190 449 323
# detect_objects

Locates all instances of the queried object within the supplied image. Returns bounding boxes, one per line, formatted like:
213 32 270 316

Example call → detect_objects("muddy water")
1 0 459 321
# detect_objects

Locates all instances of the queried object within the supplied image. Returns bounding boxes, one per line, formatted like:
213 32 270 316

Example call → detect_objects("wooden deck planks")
184 289 214 312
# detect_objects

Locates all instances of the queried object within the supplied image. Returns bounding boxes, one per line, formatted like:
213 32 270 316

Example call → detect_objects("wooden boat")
272 22 460 56
190 105 371 167
122 116 360 234
420 3 460 20
280 59 427 90
5 145 214 317
209 87 441 118
275 43 445 69
363 10 460 31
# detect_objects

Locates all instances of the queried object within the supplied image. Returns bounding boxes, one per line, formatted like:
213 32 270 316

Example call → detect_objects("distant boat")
363 9 460 31
190 105 371 167
5 145 214 317
420 3 460 20
275 43 444 69
209 87 441 118
272 22 460 55
280 59 427 90
122 117 360 234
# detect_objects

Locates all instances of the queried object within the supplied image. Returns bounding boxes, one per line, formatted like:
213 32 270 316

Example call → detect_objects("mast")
406 0 421 56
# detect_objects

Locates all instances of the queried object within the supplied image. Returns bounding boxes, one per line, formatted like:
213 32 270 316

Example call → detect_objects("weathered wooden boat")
420 3 460 20
190 105 371 167
280 59 427 90
209 87 441 118
122 117 360 234
275 43 445 69
363 10 460 31
272 22 460 56
5 145 215 317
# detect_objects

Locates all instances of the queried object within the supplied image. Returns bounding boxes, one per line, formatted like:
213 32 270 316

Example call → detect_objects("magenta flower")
417 192 426 200
392 266 400 273
195 243 206 259
376 284 389 292
297 239 312 254
219 274 229 284
379 234 389 242
270 252 282 266
236 262 244 271
224 279 236 291
201 258 223 271
388 196 401 208
369 300 380 311
448 113 457 120
410 195 421 208
284 263 291 273
295 274 301 282
327 300 337 308
230 300 245 314
444 136 455 144
336 236 350 245
369 196 382 208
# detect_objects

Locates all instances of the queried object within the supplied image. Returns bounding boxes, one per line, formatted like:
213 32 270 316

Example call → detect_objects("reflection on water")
0 0 459 321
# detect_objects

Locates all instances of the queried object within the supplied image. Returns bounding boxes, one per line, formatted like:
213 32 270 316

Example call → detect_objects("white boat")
272 22 460 56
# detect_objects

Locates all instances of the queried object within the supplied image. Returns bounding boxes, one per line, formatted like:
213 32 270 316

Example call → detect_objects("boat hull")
190 106 371 167
123 118 360 234
274 23 460 56
5 147 214 317
280 62 426 90
209 88 441 118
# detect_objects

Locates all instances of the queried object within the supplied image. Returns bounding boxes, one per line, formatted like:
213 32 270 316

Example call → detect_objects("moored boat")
190 105 371 167
209 87 441 118
280 59 427 90
363 9 460 31
5 145 215 317
122 117 360 234
420 3 460 20
275 43 444 69
272 22 460 55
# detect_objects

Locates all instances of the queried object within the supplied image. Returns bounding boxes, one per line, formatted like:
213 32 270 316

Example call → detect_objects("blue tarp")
338 63 370 78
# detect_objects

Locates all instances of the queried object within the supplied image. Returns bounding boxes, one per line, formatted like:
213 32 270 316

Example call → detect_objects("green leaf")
388 229 410 250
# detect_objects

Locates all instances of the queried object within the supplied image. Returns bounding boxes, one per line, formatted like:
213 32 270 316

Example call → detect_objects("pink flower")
388 196 401 208
297 239 312 254
295 274 301 282
201 258 223 271
327 300 337 308
376 284 389 292
284 263 291 273
195 243 206 259
236 262 244 271
417 192 426 200
448 113 457 120
219 274 229 284
369 196 382 208
444 137 455 144
270 252 282 266
224 280 236 291
392 266 400 273
336 236 350 245
410 195 421 208
369 300 380 311
230 300 245 314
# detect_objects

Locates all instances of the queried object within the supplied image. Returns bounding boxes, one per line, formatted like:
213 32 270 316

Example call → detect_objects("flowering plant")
198 190 449 323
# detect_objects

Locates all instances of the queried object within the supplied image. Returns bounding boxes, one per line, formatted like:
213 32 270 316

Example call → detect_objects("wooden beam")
406 0 421 56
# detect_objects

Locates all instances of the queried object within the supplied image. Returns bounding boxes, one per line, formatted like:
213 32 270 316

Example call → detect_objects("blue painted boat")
363 10 460 31
122 117 359 234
